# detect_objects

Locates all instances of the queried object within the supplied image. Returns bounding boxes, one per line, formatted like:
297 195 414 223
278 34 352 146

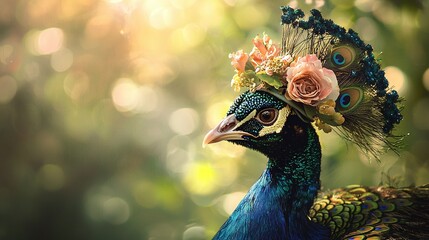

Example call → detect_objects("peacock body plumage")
311 184 429 240
203 6 429 240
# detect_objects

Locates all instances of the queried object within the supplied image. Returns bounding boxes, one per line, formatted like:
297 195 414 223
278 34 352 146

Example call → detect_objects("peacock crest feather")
279 7 403 159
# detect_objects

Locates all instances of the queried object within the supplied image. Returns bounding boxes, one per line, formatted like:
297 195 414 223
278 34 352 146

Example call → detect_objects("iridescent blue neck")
213 122 330 240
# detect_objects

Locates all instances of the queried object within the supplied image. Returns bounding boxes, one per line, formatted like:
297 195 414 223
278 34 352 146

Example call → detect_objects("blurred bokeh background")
1 0 429 239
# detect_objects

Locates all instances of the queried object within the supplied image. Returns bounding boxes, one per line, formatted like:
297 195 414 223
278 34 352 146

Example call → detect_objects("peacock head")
203 91 287 154
203 90 321 158
204 7 403 159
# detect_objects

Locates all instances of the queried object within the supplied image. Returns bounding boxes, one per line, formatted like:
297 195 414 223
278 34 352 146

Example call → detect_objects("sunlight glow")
149 7 176 29
3 0 429 237
181 23 206 47
170 0 197 9
233 5 269 30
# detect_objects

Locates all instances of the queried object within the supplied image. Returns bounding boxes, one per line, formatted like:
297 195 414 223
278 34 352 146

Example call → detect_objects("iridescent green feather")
308 185 429 239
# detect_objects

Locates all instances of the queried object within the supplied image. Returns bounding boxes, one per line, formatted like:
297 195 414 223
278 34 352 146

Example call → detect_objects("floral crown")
229 33 343 133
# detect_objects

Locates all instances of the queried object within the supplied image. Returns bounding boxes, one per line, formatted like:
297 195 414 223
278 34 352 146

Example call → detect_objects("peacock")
203 7 429 240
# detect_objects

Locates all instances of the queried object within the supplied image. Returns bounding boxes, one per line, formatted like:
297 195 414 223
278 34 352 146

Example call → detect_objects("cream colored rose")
286 54 339 106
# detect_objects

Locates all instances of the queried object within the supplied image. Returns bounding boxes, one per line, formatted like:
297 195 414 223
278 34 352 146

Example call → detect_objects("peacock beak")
203 114 254 147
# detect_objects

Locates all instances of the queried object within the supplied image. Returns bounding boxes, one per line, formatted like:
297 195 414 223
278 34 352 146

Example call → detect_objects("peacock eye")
339 93 351 108
256 108 278 125
330 46 355 69
333 52 345 65
336 87 363 113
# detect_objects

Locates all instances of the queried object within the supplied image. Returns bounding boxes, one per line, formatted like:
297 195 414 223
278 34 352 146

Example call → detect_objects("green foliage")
256 73 283 89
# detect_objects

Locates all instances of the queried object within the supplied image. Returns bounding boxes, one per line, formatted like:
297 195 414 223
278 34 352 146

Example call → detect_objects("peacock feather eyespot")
335 87 364 113
339 93 351 107
333 52 345 65
327 45 358 70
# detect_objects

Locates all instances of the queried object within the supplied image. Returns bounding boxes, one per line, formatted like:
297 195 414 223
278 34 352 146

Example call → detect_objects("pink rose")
229 50 249 73
249 34 280 67
285 54 339 106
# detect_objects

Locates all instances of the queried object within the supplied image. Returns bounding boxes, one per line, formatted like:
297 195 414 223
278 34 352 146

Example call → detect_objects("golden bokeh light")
51 48 74 72
169 108 200 135
35 28 64 55
111 78 141 113
384 66 407 95
183 162 219 195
